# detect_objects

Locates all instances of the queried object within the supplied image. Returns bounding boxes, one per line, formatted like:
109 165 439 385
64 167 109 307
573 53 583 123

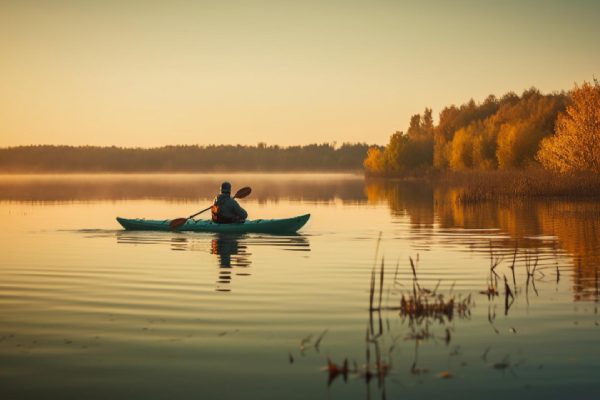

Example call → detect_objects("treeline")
0 143 371 172
365 80 600 175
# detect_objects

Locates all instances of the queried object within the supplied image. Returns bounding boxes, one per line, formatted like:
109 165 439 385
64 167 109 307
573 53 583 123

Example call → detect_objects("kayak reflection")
211 234 252 268
211 233 310 292
115 231 310 292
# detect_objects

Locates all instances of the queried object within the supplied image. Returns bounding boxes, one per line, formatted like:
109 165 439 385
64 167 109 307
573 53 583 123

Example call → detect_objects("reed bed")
310 238 582 390
437 168 600 203
368 255 473 322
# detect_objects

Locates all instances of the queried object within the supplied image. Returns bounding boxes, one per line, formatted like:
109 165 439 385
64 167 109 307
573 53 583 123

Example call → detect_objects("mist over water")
0 174 598 399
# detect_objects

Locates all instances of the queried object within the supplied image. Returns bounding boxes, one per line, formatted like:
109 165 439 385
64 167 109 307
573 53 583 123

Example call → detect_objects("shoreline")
436 169 600 202
366 168 600 201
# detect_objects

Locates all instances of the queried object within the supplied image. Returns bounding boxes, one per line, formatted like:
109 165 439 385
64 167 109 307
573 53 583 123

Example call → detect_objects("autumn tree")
495 89 566 169
449 128 473 170
385 131 409 172
403 110 434 169
363 146 387 175
363 86 572 176
537 80 600 173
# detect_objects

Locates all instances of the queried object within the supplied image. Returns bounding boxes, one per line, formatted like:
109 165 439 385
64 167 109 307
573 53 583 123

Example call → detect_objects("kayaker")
211 182 248 224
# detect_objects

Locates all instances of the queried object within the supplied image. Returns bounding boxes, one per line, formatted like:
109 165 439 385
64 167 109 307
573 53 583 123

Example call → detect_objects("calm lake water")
1 174 599 399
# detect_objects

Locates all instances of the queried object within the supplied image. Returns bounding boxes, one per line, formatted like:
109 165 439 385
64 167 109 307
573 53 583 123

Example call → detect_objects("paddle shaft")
188 205 212 219
187 190 247 219
169 186 251 230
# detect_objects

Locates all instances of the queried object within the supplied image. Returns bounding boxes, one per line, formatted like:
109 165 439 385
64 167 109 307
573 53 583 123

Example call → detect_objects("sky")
0 0 599 147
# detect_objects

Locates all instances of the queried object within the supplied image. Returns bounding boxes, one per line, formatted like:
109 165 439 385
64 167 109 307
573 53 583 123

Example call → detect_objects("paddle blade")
234 186 252 199
169 218 188 230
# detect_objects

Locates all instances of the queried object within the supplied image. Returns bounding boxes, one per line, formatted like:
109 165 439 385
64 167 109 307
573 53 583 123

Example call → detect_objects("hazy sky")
1 0 598 147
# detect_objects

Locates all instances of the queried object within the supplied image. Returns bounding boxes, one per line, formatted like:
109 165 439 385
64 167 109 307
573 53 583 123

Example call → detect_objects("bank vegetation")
364 79 600 198
0 143 370 173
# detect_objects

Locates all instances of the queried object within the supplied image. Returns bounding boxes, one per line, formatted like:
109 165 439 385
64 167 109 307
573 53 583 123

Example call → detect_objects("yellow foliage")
363 146 386 174
496 124 518 169
449 129 473 171
364 87 568 175
537 80 600 173
385 131 406 172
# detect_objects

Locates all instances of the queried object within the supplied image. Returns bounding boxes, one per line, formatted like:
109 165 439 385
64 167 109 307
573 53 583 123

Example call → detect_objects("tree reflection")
365 179 434 229
365 180 600 301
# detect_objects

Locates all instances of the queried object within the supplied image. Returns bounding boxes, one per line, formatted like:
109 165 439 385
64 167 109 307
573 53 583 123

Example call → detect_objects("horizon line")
0 142 377 150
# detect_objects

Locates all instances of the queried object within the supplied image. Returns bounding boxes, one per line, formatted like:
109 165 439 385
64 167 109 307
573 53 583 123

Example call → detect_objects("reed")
368 255 472 322
318 241 572 389
437 168 600 203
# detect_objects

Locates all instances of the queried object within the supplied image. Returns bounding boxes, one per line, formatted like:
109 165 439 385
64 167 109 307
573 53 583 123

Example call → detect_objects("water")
0 174 598 399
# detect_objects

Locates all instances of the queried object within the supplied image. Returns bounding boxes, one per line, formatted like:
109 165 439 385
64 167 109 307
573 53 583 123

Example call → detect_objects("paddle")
169 186 252 230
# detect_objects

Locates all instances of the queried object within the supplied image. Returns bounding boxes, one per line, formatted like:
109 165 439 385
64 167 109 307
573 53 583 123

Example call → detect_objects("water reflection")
365 179 600 301
305 246 597 399
365 179 434 229
3 175 600 398
211 234 252 292
211 234 252 268
116 231 310 292
210 233 311 291
3 174 598 299
0 173 366 203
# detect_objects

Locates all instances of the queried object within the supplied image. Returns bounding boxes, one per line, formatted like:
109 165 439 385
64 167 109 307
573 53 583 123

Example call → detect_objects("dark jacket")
212 194 248 223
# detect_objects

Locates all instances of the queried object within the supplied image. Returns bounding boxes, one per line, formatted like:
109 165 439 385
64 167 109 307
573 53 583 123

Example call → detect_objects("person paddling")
211 182 248 224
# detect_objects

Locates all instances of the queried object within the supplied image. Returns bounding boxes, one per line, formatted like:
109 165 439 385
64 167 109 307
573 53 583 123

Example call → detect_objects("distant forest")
365 80 600 176
0 143 372 172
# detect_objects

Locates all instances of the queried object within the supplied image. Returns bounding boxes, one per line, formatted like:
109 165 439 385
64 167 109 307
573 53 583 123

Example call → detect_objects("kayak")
116 214 310 234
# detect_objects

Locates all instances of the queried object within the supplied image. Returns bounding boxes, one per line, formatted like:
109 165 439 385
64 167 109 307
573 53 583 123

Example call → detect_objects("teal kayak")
116 214 310 234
